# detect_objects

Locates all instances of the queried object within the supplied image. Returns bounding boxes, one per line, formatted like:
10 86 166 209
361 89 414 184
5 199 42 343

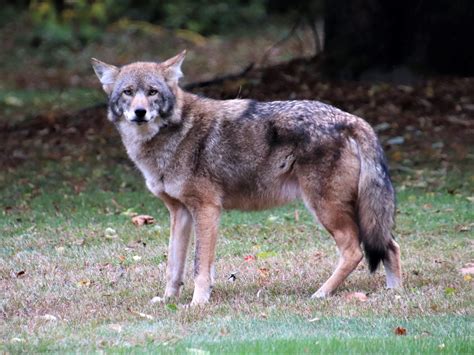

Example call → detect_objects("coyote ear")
160 50 186 83
91 58 119 95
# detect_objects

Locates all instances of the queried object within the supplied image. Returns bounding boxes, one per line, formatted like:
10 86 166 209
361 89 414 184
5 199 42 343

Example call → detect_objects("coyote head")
91 51 186 128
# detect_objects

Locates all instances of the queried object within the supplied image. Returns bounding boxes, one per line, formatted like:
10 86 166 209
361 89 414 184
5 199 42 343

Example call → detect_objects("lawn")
1 5 473 353
1 106 473 353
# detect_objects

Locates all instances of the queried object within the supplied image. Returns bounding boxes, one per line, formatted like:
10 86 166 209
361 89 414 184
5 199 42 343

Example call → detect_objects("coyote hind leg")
383 240 402 289
308 201 363 298
297 144 362 298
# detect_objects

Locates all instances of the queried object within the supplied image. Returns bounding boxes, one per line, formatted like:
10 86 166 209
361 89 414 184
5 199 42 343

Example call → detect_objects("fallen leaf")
464 275 472 281
244 255 255 262
394 326 407 335
76 279 91 287
118 255 126 263
313 251 324 260
345 292 368 302
132 215 155 226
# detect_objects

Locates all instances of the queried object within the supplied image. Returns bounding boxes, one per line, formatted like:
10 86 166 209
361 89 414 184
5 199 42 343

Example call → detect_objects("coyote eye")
123 89 133 96
148 89 158 96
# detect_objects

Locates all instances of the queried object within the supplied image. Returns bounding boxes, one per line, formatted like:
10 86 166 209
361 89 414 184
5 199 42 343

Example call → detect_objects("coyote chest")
130 146 184 199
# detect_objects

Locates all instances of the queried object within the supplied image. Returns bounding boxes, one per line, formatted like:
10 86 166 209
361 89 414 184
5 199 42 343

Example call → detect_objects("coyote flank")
91 51 402 306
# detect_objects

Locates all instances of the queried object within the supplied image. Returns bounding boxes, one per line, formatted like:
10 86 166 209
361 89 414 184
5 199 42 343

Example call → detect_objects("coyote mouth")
131 118 148 125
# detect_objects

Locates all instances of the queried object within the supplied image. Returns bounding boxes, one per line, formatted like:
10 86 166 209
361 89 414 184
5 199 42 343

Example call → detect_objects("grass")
1 138 473 353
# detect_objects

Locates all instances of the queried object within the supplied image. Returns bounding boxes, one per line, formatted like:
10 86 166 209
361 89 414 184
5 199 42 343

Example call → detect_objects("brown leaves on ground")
76 278 92 287
394 326 407 335
131 215 155 226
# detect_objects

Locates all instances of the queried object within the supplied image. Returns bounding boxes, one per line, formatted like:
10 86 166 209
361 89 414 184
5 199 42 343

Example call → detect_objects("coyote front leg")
190 205 221 306
163 198 193 300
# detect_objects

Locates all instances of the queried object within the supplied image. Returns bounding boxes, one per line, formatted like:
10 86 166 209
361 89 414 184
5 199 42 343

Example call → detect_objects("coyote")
91 51 402 306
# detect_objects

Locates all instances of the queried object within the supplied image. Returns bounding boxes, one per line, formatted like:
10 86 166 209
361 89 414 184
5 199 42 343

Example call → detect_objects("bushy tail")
356 138 396 272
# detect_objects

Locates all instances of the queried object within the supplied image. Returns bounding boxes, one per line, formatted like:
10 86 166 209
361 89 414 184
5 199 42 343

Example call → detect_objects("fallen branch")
184 63 254 90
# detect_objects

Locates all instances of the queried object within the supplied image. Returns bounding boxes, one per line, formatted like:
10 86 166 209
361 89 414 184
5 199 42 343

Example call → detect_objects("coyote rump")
91 51 402 306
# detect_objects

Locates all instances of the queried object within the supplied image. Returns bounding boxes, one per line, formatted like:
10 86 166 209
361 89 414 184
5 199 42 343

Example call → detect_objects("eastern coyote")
92 51 402 306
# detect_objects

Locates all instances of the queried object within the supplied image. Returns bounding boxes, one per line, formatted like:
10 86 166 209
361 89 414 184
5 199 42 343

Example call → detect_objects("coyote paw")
311 289 329 299
164 282 183 300
189 286 211 306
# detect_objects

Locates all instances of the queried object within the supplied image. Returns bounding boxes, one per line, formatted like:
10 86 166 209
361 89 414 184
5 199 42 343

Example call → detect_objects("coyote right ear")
160 50 186 83
91 58 119 95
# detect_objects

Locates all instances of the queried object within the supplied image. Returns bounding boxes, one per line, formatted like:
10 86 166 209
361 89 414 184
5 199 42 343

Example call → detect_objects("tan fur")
91 52 402 305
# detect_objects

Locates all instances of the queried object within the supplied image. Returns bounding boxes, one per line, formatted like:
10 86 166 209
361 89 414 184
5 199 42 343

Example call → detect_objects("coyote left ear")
161 50 186 83
91 58 119 95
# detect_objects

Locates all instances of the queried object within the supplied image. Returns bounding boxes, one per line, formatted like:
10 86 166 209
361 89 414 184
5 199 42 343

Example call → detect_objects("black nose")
134 109 147 118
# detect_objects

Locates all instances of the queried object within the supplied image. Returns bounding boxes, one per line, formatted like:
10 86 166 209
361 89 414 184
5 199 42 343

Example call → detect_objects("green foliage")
29 0 125 47
27 0 268 47
160 0 266 35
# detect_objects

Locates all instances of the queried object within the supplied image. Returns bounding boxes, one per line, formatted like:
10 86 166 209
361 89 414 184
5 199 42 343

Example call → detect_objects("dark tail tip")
364 245 386 273
364 240 396 272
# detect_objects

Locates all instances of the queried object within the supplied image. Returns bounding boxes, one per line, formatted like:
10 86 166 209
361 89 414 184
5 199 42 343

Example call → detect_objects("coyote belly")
92 50 402 306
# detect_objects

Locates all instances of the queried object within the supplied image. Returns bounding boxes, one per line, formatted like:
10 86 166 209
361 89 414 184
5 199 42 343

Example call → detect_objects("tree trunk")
323 0 474 79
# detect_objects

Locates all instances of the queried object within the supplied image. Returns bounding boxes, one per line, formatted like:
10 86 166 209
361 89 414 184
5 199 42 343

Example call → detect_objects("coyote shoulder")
92 51 402 306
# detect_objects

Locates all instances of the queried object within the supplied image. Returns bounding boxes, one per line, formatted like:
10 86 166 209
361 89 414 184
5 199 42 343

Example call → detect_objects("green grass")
1 142 473 353
3 316 472 353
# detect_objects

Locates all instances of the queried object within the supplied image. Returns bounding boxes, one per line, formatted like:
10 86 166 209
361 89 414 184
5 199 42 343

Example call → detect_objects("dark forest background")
3 0 474 80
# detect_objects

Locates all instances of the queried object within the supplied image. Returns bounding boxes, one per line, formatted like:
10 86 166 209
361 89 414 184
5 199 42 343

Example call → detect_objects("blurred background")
1 0 473 175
